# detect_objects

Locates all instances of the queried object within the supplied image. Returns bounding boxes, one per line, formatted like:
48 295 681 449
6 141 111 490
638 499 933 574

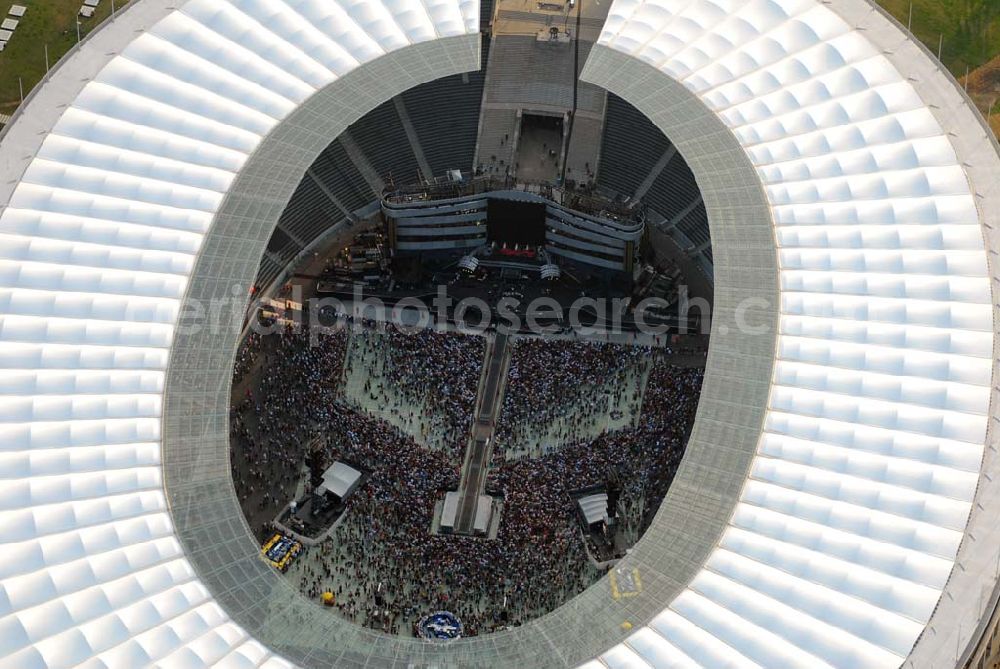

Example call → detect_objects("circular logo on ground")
417 611 463 641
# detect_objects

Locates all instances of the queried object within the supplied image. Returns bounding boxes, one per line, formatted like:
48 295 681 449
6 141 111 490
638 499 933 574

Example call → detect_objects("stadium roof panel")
0 0 997 667
583 1 1000 667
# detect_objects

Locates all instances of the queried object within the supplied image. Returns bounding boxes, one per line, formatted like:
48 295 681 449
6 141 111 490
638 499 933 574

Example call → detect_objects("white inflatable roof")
320 462 362 499
0 0 995 667
583 0 995 667
0 0 475 667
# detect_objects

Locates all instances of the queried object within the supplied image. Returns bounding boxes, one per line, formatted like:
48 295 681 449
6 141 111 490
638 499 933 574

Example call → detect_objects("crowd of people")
379 325 485 456
494 338 647 452
287 404 600 636
230 319 704 637
230 325 348 537
232 331 264 386
600 359 704 540
282 355 702 635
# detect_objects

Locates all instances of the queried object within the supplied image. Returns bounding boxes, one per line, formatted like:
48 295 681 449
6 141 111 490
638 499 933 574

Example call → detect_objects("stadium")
0 0 999 668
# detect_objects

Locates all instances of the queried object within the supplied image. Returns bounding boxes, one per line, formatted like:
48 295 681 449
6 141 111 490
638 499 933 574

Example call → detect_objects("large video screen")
487 198 547 246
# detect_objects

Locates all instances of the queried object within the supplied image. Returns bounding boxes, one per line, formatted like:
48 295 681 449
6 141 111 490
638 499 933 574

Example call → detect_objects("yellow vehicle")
260 533 302 573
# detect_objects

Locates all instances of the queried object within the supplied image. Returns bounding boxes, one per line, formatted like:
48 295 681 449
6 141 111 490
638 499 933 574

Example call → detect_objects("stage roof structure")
578 492 610 526
318 462 362 499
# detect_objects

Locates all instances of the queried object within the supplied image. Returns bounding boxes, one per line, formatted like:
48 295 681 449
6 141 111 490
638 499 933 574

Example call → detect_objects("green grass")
875 0 1000 76
0 0 131 113
876 0 1000 137
0 0 995 124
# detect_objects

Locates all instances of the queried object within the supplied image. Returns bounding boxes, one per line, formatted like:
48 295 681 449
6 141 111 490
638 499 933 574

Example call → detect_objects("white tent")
440 491 461 530
577 493 609 526
473 495 493 534
319 461 362 500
